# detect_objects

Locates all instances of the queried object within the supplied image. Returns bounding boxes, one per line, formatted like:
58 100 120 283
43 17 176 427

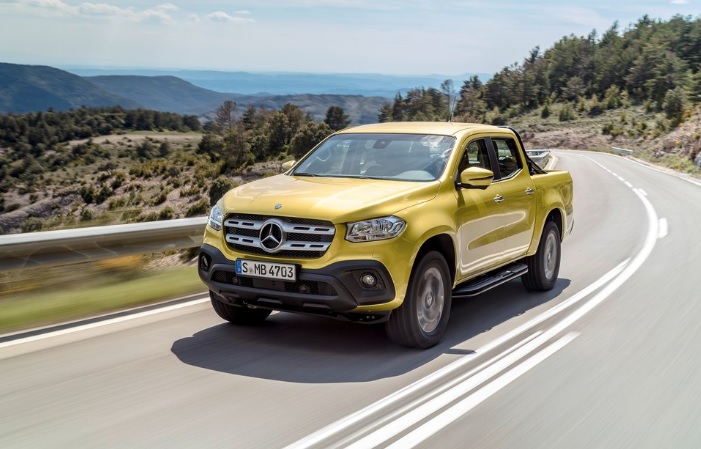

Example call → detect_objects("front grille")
211 270 338 296
224 213 335 258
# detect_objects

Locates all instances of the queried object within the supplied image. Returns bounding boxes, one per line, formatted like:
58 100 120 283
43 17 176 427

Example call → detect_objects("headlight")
208 205 223 231
345 216 405 242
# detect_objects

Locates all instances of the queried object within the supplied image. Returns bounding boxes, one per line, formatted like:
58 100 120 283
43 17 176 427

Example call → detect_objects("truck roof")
338 121 508 136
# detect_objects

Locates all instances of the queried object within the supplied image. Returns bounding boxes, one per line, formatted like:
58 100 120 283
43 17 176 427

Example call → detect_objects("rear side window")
492 138 522 179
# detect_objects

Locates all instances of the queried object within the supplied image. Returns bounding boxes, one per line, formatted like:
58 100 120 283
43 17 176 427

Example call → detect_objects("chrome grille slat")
224 214 335 258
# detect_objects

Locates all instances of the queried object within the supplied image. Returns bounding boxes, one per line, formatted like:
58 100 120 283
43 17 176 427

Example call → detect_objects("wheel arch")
546 208 564 240
415 234 456 285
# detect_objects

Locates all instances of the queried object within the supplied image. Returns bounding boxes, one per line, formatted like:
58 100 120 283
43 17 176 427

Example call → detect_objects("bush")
158 207 175 220
20 217 44 233
558 103 576 122
209 176 238 206
80 208 94 222
151 189 169 206
186 198 209 217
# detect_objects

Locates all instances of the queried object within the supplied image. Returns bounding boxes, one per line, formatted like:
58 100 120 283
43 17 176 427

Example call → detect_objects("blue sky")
0 0 697 75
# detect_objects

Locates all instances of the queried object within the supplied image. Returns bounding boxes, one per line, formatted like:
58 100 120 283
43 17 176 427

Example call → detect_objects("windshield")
292 133 456 181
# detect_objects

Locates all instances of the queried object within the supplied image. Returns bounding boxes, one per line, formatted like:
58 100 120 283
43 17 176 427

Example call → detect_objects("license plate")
235 259 297 281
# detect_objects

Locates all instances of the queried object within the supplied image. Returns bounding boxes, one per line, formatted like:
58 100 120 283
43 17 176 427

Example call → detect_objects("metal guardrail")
0 217 207 271
526 149 551 168
612 147 635 155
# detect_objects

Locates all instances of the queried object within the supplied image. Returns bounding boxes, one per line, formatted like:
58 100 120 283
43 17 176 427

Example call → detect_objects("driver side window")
458 139 490 173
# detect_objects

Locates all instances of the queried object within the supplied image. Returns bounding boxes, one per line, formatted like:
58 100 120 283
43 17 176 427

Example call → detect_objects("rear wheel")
386 251 452 349
209 291 272 325
522 221 561 291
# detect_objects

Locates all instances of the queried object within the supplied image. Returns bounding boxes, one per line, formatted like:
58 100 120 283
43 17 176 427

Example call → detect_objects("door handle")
494 195 505 203
525 188 535 195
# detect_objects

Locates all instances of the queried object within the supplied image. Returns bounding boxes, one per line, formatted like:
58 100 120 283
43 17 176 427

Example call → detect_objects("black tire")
209 291 272 325
522 221 561 292
386 251 452 349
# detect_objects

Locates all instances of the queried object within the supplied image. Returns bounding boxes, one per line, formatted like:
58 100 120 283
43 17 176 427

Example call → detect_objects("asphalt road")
2 151 700 449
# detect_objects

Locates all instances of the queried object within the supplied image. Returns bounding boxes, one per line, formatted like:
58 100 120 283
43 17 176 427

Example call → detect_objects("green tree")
324 106 351 131
377 103 392 122
663 87 686 123
289 122 333 159
209 176 238 206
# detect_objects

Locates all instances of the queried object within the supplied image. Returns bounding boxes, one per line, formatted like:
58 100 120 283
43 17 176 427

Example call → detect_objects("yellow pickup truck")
198 122 573 348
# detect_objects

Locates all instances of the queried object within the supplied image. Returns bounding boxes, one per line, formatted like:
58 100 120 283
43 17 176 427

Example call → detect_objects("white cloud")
156 3 178 12
25 0 76 14
206 11 255 24
670 0 689 4
18 0 176 23
79 2 132 17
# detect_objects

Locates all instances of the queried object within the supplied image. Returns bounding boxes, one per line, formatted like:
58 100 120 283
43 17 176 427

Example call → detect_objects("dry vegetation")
0 131 288 234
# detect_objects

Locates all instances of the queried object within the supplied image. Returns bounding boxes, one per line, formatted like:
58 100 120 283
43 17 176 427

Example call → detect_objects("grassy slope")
514 103 701 177
0 267 205 334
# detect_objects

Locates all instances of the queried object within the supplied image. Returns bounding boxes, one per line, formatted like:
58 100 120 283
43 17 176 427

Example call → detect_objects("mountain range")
1 62 488 124
64 67 489 97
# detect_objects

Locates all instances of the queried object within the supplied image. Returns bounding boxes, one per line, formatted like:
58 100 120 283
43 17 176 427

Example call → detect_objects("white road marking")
658 218 669 239
288 153 661 449
625 156 701 188
386 333 580 449
625 181 633 189
347 331 580 449
283 261 628 449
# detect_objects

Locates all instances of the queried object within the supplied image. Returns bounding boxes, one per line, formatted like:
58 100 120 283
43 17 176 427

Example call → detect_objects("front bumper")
198 244 396 317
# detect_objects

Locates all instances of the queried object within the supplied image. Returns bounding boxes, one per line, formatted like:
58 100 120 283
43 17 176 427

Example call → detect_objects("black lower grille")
211 270 338 296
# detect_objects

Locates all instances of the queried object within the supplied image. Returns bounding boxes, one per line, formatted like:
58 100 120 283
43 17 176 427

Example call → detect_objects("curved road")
2 151 700 448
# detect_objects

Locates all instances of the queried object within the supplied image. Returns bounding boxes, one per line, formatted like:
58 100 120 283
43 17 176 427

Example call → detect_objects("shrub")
186 198 209 217
558 104 576 122
209 176 238 206
80 208 94 221
20 217 44 233
158 206 175 220
151 189 169 206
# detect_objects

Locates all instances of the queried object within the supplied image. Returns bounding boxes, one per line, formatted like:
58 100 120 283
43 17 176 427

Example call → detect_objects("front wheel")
209 291 272 325
522 221 561 291
386 251 452 349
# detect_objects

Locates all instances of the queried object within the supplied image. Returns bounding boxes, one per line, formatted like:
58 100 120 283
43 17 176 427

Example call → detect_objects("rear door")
490 136 537 261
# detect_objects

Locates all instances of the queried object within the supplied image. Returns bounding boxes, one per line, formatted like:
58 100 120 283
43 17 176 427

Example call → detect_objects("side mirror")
281 160 296 171
458 167 494 189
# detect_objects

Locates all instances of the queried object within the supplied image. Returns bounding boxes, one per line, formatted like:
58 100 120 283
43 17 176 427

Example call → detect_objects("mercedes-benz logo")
259 220 285 253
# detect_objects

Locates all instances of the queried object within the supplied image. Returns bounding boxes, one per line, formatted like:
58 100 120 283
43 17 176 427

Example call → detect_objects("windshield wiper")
293 172 318 177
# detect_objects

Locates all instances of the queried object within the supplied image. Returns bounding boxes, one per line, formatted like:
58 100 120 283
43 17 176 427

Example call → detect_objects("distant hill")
86 75 388 124
0 63 390 124
67 67 491 97
0 62 139 113
86 75 235 115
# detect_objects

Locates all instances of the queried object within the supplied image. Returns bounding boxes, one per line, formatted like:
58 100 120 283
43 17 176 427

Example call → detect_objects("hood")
222 174 440 223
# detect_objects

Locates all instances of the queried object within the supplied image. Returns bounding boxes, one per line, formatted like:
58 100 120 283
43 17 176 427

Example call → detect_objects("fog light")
360 273 377 288
299 284 311 294
199 254 211 272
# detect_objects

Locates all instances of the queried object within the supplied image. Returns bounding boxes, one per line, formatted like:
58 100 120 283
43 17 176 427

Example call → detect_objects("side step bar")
452 263 528 298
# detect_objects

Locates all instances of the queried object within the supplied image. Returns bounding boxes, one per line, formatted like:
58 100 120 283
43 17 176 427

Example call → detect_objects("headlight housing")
208 205 223 231
345 216 405 242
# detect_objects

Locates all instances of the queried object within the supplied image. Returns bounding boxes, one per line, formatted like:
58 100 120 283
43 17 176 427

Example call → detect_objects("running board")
452 263 528 298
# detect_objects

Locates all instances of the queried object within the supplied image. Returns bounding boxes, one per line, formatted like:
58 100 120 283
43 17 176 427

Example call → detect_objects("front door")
454 138 505 280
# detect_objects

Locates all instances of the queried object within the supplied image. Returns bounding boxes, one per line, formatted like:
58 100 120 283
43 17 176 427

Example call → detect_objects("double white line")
286 156 661 449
